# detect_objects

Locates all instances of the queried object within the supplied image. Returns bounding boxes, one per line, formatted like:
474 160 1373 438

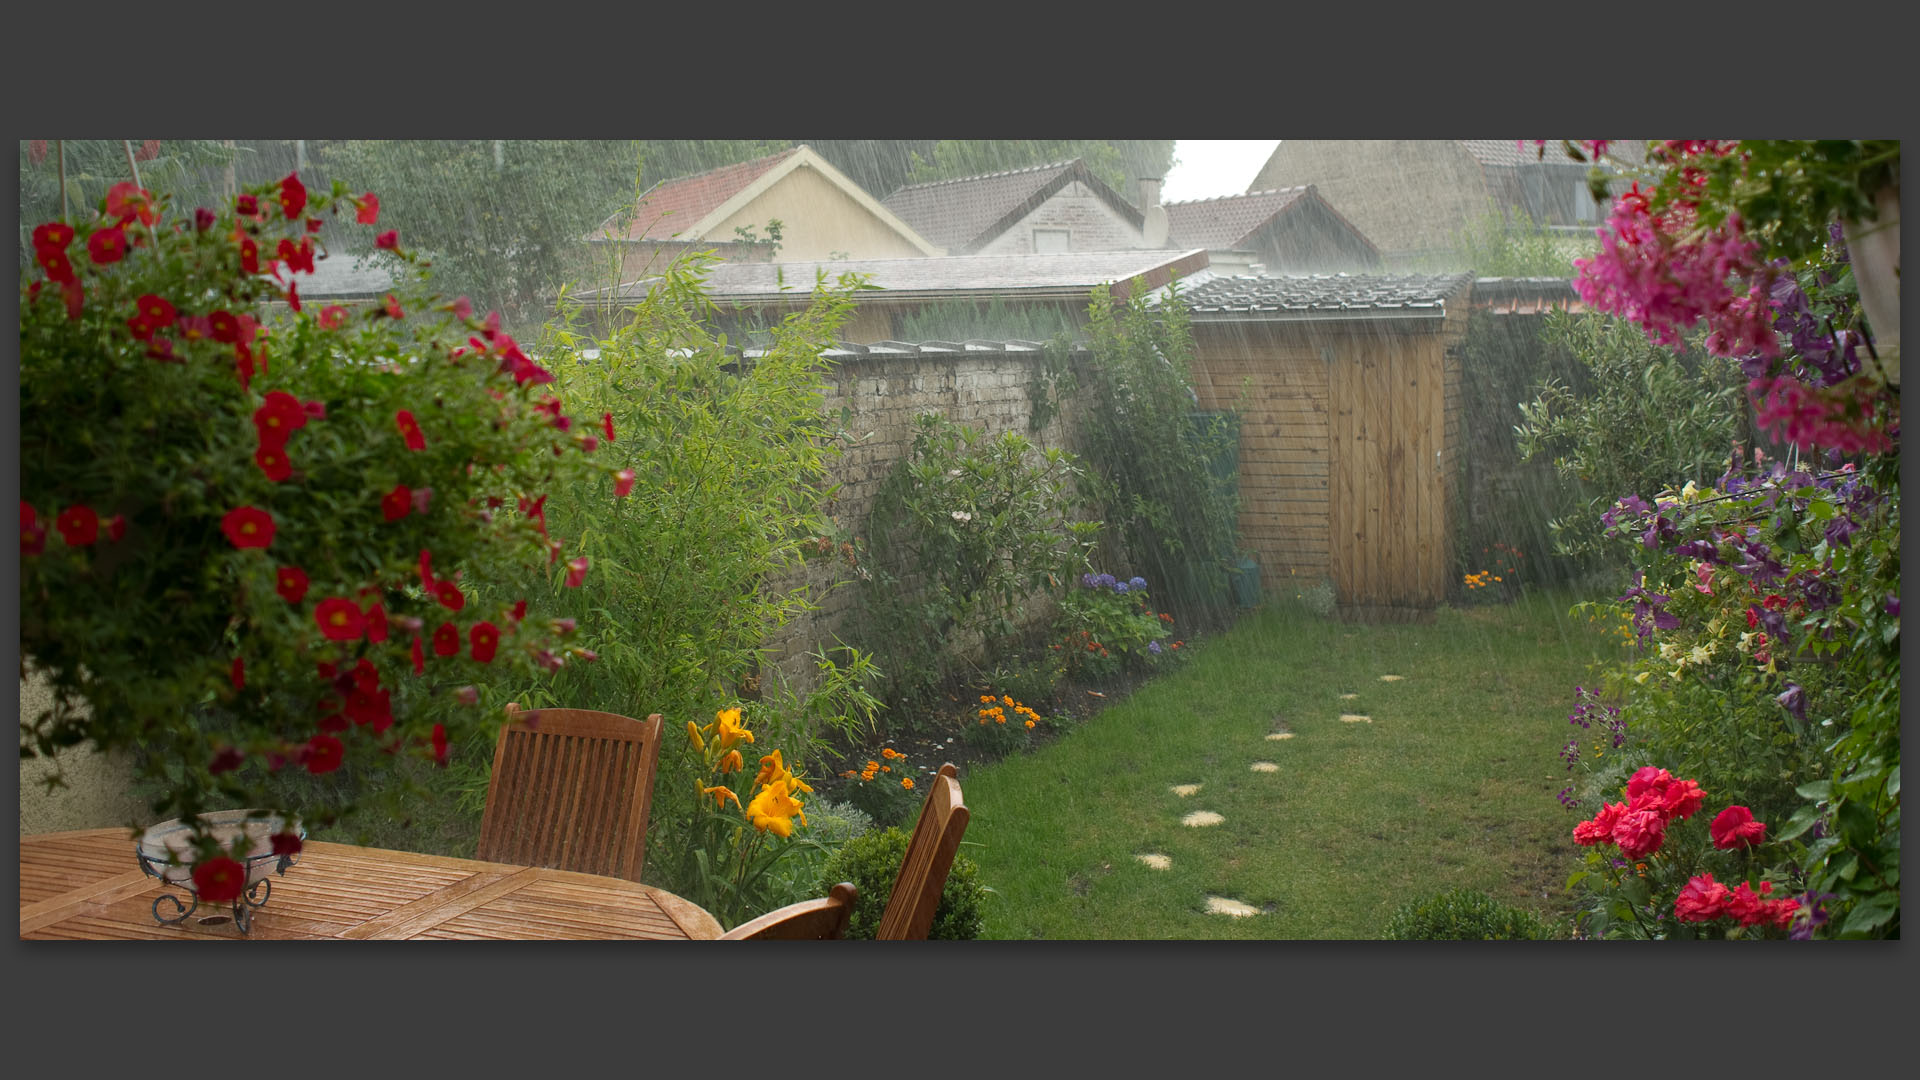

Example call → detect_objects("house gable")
882 160 1147 255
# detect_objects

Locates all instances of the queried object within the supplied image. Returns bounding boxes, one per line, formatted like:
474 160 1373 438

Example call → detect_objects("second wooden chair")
476 704 664 883
720 882 859 940
876 762 970 940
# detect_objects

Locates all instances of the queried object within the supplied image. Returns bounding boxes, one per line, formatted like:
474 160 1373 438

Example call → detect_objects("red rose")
270 832 303 857
1611 807 1668 859
1658 778 1706 820
1709 805 1767 850
254 445 293 482
87 226 128 265
566 556 589 588
317 305 348 330
1625 766 1674 802
376 230 399 250
430 723 449 766
381 485 412 522
435 579 466 611
1674 874 1732 922
469 621 500 664
356 192 380 225
432 622 460 657
56 505 99 546
395 410 426 451
276 566 309 604
615 469 636 497
412 634 425 676
302 734 344 774
192 856 247 903
279 173 307 219
314 597 366 642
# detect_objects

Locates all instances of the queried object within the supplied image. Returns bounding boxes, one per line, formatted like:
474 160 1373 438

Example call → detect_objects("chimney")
1139 177 1169 248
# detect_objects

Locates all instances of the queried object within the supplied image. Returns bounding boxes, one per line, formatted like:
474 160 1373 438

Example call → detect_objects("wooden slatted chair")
476 704 664 883
876 762 970 940
719 882 858 940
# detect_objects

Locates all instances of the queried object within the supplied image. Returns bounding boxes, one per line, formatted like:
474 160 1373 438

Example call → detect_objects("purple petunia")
1776 681 1807 723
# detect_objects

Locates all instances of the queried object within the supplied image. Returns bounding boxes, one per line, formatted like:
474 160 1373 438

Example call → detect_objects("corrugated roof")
1163 187 1312 250
596 148 800 242
579 248 1210 304
1172 271 1473 319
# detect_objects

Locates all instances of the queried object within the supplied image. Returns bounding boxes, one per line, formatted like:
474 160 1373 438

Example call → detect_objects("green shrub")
1382 888 1548 940
819 826 987 940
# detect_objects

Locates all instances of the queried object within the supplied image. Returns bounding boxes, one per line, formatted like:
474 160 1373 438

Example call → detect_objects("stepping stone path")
1250 761 1279 772
1338 693 1359 700
1340 714 1372 723
1379 674 1406 682
1182 810 1225 827
1135 854 1172 871
1170 784 1202 797
1265 732 1295 740
1206 896 1262 917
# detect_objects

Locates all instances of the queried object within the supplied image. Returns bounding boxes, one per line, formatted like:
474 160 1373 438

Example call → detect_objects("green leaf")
1795 780 1833 801
1838 896 1897 935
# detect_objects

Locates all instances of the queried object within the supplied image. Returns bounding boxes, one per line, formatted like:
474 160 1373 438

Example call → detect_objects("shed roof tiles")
1170 271 1473 319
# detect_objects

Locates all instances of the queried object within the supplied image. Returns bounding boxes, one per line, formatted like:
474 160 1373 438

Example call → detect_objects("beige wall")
19 667 147 835
711 166 929 262
975 181 1148 256
1250 142 1495 267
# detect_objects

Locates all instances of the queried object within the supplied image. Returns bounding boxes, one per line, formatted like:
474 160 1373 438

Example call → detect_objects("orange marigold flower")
901 778 914 791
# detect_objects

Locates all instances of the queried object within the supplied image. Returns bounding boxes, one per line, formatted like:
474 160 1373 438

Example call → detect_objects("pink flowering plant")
20 175 623 860
1546 140 1898 938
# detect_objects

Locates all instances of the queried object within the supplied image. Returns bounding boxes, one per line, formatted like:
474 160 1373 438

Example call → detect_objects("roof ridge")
647 145 800 189
889 158 1079 192
1163 185 1307 207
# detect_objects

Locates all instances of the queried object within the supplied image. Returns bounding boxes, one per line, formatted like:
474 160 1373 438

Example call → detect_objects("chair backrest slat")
876 763 969 940
720 883 858 940
477 705 663 882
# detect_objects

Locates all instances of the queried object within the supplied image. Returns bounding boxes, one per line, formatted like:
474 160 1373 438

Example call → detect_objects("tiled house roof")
1458 140 1545 169
881 160 1144 254
1168 271 1473 320
1164 187 1313 250
577 248 1211 305
595 148 801 242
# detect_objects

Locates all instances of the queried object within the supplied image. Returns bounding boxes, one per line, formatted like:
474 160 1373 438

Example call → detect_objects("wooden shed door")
1327 342 1444 613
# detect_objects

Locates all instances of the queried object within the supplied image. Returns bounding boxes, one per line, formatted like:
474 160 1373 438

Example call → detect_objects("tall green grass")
960 589 1625 939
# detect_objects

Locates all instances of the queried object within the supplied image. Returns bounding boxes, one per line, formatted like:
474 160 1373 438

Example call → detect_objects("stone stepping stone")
1379 674 1406 682
1170 783 1202 797
1264 733 1296 741
1205 896 1262 917
1135 854 1172 871
1182 810 1225 827
1250 761 1279 772
1340 714 1373 723
1338 693 1359 700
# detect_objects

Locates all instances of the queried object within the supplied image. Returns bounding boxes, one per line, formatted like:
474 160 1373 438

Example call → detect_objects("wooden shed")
1172 272 1474 621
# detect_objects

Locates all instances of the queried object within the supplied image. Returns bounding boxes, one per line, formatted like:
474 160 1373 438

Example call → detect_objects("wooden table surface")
20 828 723 941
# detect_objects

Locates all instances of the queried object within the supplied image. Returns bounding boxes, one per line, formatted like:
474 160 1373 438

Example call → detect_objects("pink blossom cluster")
1573 187 1777 361
1674 873 1799 928
1750 376 1895 455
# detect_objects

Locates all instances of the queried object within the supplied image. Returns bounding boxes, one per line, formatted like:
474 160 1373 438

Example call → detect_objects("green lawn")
962 589 1626 939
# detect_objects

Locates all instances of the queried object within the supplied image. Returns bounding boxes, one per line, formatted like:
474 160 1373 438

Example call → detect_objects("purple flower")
1081 573 1097 588
1886 594 1900 618
1557 785 1578 809
1776 681 1807 723
1789 891 1837 940
1114 582 1129 593
1128 576 1147 591
1094 573 1116 589
1148 640 1162 655
1673 539 1720 562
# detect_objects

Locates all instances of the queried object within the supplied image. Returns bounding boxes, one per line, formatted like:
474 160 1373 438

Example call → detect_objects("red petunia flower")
236 194 259 218
88 226 128 264
105 182 155 226
347 687 394 732
430 723 450 766
411 487 433 516
418 548 436 590
194 207 216 231
286 281 301 313
176 314 214 344
107 515 127 541
434 579 466 611
1709 805 1768 850
366 603 389 644
135 293 177 328
56 505 99 546
432 622 460 657
318 305 348 330
395 410 426 451
279 173 307 219
614 469 636 498
381 485 412 522
376 230 399 250
288 238 319 275
22 502 46 556
276 566 309 604
237 233 260 275
209 746 245 774
271 832 302 857
145 335 178 363
355 192 380 225
192 856 247 902
602 412 616 443
448 296 472 319
253 391 307 448
469 621 501 664
314 597 366 642
302 734 345 775
383 294 404 320
255 445 293 482
566 556 589 588
411 634 426 676
510 599 527 623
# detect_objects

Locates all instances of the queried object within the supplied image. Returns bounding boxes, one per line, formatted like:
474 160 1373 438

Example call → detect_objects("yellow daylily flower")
714 707 755 751
718 749 744 774
746 778 806 837
754 749 786 788
697 781 740 809
686 720 705 752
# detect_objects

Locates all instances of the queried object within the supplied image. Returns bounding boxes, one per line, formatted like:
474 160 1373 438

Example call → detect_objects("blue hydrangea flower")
1128 576 1147 590
1081 573 1098 588
1094 573 1116 589
1114 582 1129 593
1148 640 1162 654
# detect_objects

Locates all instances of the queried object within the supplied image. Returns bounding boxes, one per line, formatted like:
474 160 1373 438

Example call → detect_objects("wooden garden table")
18 828 723 940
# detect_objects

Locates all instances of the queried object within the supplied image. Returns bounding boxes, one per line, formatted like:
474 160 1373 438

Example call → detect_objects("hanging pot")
1843 185 1900 376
